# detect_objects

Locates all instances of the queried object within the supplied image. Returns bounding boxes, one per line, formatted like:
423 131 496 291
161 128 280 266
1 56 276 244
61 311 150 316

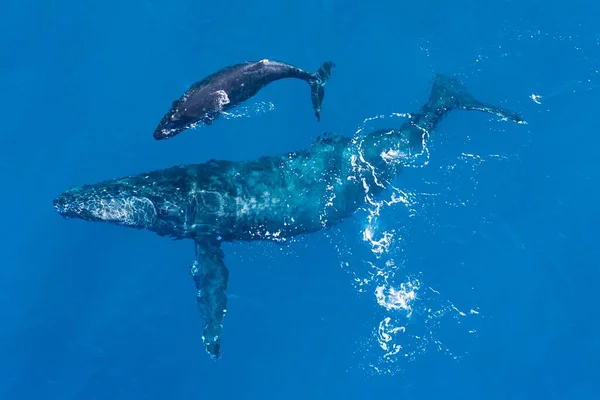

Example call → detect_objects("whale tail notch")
428 74 525 124
309 61 335 122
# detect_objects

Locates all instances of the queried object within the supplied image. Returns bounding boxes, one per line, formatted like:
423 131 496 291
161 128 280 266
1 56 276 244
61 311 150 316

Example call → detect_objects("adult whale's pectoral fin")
190 237 229 360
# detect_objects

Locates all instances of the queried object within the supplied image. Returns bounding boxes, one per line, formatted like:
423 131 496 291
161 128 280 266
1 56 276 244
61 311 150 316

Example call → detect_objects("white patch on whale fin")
259 58 270 64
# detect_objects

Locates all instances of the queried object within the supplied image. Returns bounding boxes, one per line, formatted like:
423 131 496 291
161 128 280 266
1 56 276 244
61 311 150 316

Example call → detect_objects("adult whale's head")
53 181 158 230
52 165 230 241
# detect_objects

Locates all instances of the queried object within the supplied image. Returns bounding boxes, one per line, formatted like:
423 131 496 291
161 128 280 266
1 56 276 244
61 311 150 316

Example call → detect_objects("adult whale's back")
153 59 335 140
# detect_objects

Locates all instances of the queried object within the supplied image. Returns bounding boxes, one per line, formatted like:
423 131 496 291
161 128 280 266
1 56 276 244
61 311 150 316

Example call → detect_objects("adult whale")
153 59 335 140
53 75 524 360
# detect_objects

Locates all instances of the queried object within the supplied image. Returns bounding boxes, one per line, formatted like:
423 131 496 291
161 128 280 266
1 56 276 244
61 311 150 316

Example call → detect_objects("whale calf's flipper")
190 237 229 360
309 61 335 122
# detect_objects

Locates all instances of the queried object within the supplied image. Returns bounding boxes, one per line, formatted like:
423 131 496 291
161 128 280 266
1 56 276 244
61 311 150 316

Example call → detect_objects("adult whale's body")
53 75 524 360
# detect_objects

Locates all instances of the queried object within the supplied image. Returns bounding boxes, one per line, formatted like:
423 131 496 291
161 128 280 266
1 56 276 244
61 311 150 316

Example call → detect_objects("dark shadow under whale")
54 75 525 360
153 59 335 140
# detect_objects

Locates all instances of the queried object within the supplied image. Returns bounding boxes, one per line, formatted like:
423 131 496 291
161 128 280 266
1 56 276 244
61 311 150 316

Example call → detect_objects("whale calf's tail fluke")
309 61 335 122
428 74 525 124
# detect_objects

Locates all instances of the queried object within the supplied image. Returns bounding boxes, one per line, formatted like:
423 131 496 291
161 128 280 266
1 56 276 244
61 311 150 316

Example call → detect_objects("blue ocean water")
1 0 598 398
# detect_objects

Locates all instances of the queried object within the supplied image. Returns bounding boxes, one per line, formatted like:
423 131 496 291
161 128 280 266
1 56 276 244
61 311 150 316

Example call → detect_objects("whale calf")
54 75 524 360
153 59 335 140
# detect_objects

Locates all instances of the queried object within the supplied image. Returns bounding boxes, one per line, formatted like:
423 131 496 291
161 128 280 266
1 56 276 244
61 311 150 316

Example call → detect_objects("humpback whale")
53 75 524 360
153 59 335 140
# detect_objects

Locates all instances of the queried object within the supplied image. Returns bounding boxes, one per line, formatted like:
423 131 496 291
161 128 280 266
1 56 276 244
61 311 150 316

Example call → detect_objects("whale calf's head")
153 113 190 140
153 93 221 140
152 97 204 141
53 182 158 230
153 110 214 141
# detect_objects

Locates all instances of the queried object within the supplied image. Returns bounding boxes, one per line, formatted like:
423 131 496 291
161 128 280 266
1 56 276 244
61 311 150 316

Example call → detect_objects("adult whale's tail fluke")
398 74 524 150
309 61 335 122
428 74 525 126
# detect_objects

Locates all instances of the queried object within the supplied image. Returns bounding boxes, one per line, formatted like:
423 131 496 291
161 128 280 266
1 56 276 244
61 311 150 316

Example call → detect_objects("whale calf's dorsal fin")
190 237 229 360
